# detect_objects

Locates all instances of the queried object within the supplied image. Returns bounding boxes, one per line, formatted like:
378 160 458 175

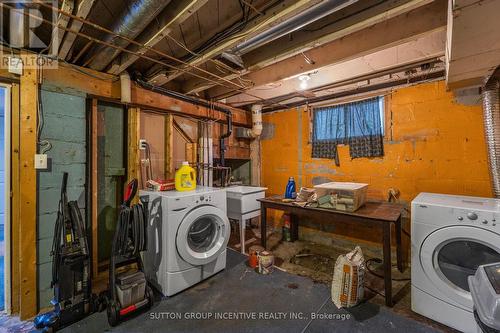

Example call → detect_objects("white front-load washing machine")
139 187 230 296
412 192 500 333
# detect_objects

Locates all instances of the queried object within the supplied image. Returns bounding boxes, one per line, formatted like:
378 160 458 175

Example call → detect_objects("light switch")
35 154 48 169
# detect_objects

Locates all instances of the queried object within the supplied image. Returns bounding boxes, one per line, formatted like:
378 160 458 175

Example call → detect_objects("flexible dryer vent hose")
482 77 500 197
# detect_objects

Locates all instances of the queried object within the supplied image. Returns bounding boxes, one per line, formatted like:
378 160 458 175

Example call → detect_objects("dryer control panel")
455 209 499 229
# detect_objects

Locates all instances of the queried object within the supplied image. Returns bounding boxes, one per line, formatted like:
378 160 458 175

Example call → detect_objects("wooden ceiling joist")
206 0 447 100
183 0 436 95
36 62 251 127
446 0 500 89
107 0 209 75
58 0 97 60
145 0 324 86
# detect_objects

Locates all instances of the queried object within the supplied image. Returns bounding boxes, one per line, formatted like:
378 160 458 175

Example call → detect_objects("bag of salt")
331 246 365 308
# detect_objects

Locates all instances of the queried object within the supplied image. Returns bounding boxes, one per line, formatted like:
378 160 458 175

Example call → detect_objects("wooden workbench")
258 196 405 307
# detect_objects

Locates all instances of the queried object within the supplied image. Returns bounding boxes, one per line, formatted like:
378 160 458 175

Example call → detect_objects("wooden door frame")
88 99 133 285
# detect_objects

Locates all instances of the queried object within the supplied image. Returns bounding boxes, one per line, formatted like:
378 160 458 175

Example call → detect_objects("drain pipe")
482 77 500 197
236 104 263 139
219 112 233 167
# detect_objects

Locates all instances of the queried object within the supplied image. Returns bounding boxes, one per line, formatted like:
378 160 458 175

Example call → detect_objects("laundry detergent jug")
175 162 196 191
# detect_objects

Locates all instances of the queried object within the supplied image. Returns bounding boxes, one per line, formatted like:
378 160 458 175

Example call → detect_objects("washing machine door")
420 225 500 309
176 205 230 266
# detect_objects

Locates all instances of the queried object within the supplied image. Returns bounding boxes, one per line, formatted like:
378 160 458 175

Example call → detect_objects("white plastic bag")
331 246 365 308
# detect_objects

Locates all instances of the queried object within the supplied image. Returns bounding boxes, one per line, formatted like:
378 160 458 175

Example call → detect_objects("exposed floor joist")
207 0 447 100
107 0 209 75
58 0 97 60
225 29 445 107
183 0 435 95
446 0 500 88
145 0 324 86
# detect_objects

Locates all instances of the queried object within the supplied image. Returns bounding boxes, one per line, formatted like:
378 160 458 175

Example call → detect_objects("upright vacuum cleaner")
105 179 154 326
34 173 97 332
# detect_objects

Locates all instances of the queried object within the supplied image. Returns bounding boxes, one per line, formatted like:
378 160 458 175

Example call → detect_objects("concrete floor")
228 223 456 332
58 249 443 333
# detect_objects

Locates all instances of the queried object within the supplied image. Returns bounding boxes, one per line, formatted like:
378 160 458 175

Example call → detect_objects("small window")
312 97 384 165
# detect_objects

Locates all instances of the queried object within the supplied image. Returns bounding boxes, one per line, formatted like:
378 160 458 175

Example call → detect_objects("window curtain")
312 97 384 165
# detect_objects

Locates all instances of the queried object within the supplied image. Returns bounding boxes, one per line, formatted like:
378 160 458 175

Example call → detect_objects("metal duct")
85 0 171 71
483 77 500 197
231 0 357 55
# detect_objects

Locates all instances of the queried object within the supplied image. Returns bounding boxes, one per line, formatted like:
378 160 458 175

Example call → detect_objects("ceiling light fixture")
298 75 310 90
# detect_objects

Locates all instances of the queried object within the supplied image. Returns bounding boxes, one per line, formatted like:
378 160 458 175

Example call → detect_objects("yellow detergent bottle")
175 161 196 191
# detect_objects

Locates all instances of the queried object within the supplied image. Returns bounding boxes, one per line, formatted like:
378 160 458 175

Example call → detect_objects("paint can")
257 251 274 275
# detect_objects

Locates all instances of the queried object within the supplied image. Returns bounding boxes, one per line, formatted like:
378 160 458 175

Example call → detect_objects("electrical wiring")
25 1 248 91
36 59 52 154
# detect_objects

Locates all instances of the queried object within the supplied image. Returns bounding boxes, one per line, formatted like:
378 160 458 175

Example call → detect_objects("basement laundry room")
0 0 499 332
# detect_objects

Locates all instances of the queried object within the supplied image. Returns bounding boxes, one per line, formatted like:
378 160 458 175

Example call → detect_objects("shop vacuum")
104 178 154 327
34 173 98 332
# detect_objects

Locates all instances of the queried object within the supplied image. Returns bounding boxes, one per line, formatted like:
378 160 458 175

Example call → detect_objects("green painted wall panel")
37 90 86 308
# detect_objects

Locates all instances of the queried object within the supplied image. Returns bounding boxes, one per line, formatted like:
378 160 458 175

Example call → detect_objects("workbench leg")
261 205 267 249
395 218 403 272
240 218 246 254
382 223 393 307
290 214 299 242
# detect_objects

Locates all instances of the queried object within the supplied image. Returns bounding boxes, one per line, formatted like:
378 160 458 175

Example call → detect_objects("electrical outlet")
139 139 148 150
35 154 48 169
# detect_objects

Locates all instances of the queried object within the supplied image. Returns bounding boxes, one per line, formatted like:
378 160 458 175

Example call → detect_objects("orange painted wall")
261 81 493 206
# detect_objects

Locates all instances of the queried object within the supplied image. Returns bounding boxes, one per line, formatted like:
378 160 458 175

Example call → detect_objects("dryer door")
420 226 500 309
176 205 230 266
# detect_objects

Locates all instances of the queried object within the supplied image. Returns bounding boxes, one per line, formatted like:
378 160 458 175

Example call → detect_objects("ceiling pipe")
482 75 500 198
228 0 357 58
84 0 171 71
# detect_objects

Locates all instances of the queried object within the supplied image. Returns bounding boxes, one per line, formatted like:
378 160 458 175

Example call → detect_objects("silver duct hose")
232 0 357 55
482 77 500 197
86 0 171 71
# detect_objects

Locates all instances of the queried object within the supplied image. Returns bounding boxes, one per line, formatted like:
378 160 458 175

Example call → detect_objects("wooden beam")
55 0 75 48
37 62 251 127
165 114 174 179
146 0 324 85
90 98 98 279
446 0 500 89
127 107 141 183
19 53 38 320
130 84 251 127
10 83 20 315
59 0 97 60
207 0 447 99
108 0 209 75
183 0 435 94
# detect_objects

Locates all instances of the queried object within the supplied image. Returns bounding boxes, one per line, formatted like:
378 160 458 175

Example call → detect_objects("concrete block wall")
261 80 492 244
37 90 86 308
